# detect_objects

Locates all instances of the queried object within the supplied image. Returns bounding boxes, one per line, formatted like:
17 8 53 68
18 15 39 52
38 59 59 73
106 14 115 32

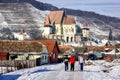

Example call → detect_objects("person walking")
69 55 76 71
78 54 85 71
63 55 69 71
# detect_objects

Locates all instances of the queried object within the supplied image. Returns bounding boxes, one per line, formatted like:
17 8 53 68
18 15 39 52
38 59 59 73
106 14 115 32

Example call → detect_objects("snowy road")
18 62 86 80
0 60 120 80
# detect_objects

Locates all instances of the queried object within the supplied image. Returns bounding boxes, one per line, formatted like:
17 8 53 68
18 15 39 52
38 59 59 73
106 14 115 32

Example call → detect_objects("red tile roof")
44 10 65 26
36 40 58 54
44 10 76 27
63 16 76 24
44 16 51 27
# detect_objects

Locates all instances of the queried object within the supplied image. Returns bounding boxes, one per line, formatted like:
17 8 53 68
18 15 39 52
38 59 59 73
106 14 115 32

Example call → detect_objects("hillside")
61 8 120 39
0 0 120 40
0 2 49 39
0 0 58 10
0 3 49 28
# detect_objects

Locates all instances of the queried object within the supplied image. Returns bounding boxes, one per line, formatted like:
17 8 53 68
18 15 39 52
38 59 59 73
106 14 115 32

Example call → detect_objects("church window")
72 28 74 32
71 37 73 42
66 37 69 42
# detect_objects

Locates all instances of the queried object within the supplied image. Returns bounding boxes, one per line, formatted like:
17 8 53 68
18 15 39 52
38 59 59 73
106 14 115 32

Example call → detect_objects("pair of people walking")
64 55 76 71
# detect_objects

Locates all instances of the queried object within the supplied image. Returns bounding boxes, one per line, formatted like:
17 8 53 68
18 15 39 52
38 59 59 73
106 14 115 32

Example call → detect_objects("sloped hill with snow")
0 0 120 40
0 3 49 39
0 13 9 29
75 16 120 40
0 3 49 29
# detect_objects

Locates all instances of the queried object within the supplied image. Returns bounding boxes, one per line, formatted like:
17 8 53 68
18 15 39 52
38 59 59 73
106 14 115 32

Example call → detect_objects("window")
45 56 47 60
53 53 56 59
71 37 73 42
42 56 44 59
66 37 69 42
72 28 74 32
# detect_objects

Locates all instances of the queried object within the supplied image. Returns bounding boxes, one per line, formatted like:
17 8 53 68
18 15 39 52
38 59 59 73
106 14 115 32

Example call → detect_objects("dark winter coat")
64 57 69 64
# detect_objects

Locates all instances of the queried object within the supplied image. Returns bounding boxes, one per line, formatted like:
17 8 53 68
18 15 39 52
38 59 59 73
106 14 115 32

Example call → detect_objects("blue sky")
37 0 120 18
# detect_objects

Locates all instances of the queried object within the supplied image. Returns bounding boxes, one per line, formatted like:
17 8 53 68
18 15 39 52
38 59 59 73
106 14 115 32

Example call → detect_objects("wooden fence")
0 60 36 74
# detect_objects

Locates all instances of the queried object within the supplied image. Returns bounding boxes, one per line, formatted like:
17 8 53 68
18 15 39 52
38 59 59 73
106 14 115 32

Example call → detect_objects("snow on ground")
13 32 31 40
0 59 120 80
90 25 108 36
0 67 15 74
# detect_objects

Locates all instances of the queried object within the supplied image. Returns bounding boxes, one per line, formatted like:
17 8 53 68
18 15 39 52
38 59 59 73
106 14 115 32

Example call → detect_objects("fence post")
7 60 9 73
14 60 16 70
0 60 3 74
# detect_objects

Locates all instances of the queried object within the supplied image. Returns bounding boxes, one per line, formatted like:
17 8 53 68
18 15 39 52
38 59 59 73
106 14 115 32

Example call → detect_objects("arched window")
72 28 74 32
71 37 73 42
66 37 69 42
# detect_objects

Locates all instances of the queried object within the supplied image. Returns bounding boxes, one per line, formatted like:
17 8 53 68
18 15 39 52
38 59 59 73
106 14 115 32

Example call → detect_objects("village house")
0 40 48 65
36 40 60 63
18 29 26 40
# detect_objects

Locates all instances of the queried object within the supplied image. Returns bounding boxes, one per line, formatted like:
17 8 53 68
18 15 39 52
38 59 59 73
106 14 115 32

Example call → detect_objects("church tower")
82 22 89 41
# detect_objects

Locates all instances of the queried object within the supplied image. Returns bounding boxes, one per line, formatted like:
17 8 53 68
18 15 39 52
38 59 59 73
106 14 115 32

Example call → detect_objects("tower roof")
83 22 88 27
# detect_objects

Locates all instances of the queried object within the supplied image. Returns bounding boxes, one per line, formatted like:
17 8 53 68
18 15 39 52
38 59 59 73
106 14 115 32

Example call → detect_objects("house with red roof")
36 40 60 63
